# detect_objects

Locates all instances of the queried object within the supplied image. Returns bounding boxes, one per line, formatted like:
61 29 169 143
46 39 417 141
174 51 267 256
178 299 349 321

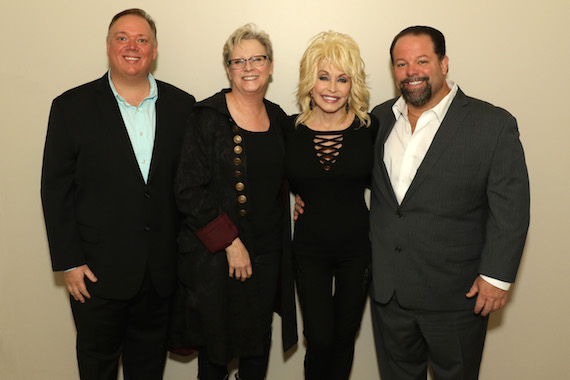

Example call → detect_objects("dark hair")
108 8 157 42
389 26 445 64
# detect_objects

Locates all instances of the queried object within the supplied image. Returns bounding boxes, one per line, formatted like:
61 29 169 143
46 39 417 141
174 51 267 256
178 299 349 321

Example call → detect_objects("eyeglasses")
227 55 269 70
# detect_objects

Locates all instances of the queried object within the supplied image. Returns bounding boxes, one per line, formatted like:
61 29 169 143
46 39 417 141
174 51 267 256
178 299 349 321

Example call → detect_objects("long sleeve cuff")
480 274 511 291
195 213 239 253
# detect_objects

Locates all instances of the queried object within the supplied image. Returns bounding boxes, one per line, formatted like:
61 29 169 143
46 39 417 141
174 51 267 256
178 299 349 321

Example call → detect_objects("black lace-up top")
283 115 379 253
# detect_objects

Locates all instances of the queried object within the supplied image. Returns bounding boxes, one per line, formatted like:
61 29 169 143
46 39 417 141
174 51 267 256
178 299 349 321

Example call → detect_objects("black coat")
41 73 195 299
170 89 297 364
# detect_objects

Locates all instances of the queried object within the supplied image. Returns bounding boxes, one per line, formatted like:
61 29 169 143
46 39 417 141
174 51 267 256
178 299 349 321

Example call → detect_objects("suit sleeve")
41 98 85 271
174 111 238 253
479 114 530 282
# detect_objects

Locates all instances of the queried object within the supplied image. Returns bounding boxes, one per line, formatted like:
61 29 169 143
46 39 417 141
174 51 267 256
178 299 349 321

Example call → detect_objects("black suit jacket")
41 73 195 300
369 88 530 311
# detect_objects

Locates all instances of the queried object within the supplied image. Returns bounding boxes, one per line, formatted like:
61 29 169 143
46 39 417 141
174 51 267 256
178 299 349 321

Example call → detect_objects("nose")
329 80 337 92
406 63 418 76
126 39 138 51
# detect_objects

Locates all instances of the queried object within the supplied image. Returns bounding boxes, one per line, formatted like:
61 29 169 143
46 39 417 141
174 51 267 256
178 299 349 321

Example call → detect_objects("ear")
440 55 449 75
152 41 158 60
268 60 274 76
106 39 110 57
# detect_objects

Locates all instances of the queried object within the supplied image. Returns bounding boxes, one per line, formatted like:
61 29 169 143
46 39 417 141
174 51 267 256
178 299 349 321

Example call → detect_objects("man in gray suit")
369 26 529 379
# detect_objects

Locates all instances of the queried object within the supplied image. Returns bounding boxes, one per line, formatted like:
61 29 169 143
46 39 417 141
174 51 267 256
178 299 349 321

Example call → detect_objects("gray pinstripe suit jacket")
369 88 530 311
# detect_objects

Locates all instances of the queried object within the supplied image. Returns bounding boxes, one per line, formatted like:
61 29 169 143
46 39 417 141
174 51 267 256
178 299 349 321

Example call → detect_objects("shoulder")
264 98 288 120
156 80 196 104
53 75 107 105
454 89 515 122
371 97 398 120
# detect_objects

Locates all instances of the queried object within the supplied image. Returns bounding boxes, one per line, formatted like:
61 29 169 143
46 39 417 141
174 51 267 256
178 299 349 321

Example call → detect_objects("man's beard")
400 77 432 107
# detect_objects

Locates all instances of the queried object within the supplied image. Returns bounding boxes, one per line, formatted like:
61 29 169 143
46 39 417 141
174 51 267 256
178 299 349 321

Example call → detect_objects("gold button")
234 170 242 177
233 135 243 144
232 125 239 133
238 195 247 204
234 145 243 154
233 158 242 166
235 182 244 191
239 209 247 216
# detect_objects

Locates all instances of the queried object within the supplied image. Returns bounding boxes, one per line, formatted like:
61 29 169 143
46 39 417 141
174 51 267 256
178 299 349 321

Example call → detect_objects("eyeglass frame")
227 55 269 70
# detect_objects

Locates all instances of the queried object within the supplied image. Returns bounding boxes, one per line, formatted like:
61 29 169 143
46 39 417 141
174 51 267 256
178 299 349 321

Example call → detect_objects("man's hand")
466 276 508 317
294 194 305 221
225 237 252 282
63 265 98 303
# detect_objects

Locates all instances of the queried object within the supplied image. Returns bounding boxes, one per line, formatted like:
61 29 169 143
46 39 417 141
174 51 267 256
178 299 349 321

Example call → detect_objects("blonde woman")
283 31 378 380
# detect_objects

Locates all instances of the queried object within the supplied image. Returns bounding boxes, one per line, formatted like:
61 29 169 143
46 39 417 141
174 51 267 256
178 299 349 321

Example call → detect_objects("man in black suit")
369 26 530 379
41 9 195 380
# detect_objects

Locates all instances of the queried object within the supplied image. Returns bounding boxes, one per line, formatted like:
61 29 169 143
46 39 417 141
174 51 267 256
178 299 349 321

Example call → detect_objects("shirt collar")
392 79 458 123
107 71 158 106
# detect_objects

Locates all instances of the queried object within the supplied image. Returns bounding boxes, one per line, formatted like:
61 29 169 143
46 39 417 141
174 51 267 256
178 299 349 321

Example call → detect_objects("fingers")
63 265 95 303
294 194 305 221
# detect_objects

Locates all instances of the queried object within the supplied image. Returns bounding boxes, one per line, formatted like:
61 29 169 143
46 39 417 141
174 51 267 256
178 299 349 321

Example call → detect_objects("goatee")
400 77 432 107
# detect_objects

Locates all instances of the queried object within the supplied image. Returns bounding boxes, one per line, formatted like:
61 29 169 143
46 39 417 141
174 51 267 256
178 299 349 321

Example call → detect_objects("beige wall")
1 0 568 379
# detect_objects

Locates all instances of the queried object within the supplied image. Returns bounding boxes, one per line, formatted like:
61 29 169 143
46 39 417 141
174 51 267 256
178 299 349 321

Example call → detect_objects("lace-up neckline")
313 132 344 171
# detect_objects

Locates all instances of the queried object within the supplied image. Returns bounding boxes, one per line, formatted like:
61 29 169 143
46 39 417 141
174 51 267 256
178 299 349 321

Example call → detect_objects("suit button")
234 170 242 177
234 145 243 154
395 246 401 253
396 210 402 218
233 157 242 166
238 195 247 204
144 192 151 199
235 182 245 191
144 225 151 231
239 209 247 216
233 135 243 144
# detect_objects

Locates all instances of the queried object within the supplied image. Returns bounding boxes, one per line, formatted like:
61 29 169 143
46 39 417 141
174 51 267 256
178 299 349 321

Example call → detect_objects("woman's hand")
225 237 252 281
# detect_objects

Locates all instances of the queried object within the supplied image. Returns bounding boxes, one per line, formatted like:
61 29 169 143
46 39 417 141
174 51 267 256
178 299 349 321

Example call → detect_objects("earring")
345 98 350 114
309 92 314 111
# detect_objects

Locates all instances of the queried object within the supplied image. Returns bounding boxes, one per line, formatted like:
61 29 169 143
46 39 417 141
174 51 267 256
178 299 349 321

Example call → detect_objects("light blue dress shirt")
108 71 158 183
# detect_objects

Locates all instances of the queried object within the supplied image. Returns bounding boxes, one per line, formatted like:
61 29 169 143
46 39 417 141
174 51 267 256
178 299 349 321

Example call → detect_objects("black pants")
70 272 171 380
371 293 488 380
294 249 371 380
198 250 281 380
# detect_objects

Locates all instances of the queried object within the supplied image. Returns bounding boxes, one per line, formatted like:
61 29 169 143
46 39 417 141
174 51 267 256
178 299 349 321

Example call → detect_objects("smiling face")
106 14 157 81
311 62 352 119
226 39 273 97
392 34 449 112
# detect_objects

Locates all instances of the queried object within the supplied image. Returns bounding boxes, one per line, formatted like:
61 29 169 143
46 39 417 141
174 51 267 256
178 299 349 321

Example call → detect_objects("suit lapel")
400 89 469 205
374 105 399 206
148 82 164 183
94 75 145 184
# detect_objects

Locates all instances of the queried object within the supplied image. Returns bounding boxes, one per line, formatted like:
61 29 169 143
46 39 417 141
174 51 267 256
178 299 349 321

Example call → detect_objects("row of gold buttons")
232 125 247 216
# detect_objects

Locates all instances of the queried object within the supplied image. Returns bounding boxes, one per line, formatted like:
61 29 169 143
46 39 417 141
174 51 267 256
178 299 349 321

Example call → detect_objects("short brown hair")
108 8 157 42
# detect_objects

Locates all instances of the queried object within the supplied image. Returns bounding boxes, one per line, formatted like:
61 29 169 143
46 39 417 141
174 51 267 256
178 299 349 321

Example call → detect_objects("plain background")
1 0 568 379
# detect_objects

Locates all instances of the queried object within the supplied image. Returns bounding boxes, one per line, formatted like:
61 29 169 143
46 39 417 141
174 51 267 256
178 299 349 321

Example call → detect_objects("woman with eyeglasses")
283 31 378 380
170 24 297 380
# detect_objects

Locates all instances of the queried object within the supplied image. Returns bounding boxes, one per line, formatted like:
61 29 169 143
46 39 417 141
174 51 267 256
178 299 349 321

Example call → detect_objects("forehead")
393 34 436 59
317 61 346 75
231 39 266 57
109 14 153 36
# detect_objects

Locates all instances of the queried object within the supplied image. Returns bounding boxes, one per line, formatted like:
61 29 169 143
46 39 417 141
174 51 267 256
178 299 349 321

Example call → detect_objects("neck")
309 109 354 131
406 82 451 131
110 71 151 104
227 89 265 110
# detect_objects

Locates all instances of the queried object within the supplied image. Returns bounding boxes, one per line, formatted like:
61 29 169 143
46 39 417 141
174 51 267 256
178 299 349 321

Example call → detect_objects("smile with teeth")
322 95 340 102
124 56 140 61
242 75 258 80
403 77 427 87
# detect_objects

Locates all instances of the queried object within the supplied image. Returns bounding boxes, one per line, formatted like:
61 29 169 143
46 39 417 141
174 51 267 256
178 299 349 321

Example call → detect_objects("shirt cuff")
480 275 511 291
195 213 239 253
